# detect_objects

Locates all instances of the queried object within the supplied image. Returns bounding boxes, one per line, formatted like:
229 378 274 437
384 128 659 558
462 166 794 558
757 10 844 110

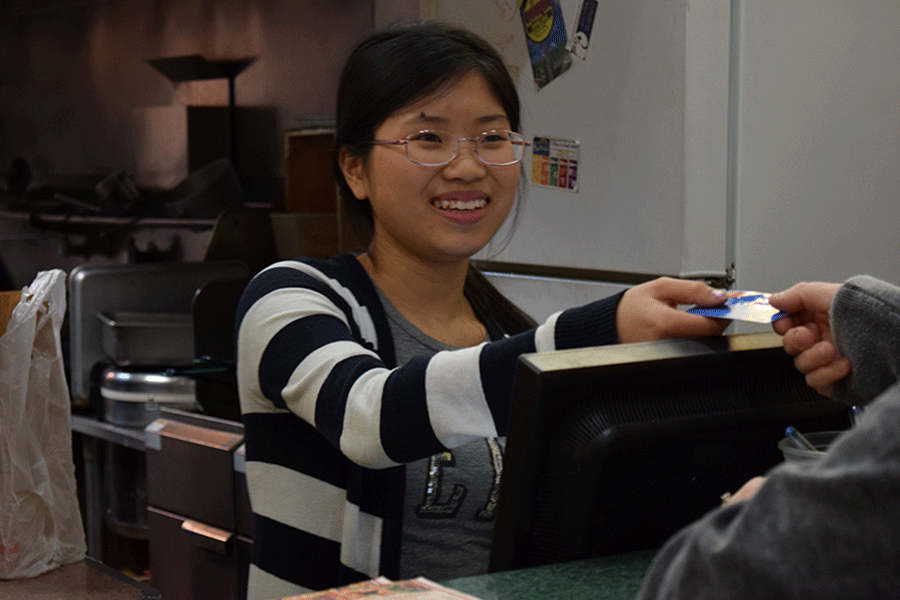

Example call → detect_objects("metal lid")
100 365 196 402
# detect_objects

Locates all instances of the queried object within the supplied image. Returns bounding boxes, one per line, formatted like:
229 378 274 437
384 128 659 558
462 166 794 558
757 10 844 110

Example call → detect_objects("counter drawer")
144 411 243 530
148 506 244 600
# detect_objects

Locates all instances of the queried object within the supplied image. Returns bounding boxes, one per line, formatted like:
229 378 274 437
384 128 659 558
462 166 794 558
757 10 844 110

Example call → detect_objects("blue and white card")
687 291 787 324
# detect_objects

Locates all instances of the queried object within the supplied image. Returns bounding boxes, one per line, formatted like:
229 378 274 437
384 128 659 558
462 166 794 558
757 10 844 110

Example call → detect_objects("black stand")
147 55 256 174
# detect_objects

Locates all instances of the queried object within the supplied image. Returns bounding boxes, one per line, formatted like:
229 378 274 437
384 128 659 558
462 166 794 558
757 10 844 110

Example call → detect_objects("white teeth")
433 198 487 210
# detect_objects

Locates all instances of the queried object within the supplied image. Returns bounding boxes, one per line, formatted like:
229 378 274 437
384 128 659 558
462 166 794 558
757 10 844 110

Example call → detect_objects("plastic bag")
0 269 86 578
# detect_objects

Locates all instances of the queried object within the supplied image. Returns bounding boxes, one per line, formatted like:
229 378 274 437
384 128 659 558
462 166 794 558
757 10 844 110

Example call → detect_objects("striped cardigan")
235 254 623 597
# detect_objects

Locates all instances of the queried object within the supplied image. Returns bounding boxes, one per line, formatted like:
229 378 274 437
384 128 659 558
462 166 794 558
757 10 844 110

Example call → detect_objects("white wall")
485 271 630 323
732 0 900 293
434 0 900 299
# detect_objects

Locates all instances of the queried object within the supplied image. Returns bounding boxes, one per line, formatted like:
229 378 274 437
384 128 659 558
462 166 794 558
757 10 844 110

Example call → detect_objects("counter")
72 410 253 600
71 414 146 450
71 414 147 560
0 557 160 599
441 550 656 600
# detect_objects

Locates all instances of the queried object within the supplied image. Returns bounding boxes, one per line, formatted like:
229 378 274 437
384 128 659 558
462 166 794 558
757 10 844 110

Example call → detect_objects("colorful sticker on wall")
520 0 572 89
567 0 598 60
531 136 579 192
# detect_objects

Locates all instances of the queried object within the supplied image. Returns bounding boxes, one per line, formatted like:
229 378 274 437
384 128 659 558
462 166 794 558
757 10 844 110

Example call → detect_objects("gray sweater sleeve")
831 274 900 405
636 275 900 599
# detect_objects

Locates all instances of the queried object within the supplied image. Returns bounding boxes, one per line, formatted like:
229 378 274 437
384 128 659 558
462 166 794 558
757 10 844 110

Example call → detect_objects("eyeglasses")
369 129 530 167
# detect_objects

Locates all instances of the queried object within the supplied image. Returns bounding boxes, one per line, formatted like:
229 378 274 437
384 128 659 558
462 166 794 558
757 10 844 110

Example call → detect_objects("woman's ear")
339 148 369 201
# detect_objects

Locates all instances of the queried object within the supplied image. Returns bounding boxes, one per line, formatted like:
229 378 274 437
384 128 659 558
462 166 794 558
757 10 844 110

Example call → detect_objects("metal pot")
100 365 198 428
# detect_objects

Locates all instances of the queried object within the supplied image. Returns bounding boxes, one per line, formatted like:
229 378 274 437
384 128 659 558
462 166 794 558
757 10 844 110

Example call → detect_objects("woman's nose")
442 140 486 177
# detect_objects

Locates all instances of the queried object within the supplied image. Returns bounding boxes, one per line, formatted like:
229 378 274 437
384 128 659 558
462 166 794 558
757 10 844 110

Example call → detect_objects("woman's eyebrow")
404 112 510 127
409 113 445 125
476 114 510 125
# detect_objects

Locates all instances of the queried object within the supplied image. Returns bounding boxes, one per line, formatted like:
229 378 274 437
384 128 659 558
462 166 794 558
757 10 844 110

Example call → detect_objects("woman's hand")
616 277 730 344
769 282 851 397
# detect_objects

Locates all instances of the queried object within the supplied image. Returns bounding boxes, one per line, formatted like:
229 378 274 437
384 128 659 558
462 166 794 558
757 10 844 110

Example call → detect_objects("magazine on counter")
281 576 484 600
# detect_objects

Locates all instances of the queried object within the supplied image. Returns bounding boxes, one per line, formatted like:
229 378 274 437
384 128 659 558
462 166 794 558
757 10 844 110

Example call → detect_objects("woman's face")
341 72 520 266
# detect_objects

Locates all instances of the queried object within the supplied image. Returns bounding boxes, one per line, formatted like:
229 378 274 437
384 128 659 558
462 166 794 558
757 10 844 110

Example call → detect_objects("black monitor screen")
489 332 852 572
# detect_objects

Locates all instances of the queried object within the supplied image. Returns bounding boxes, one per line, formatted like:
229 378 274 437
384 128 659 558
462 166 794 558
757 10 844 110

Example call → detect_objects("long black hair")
333 21 535 333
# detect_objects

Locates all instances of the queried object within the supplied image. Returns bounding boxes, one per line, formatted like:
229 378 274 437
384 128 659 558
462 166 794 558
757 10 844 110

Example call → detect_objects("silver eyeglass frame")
368 129 531 167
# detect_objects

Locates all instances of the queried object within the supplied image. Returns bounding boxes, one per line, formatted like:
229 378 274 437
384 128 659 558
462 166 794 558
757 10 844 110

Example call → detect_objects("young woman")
236 20 728 599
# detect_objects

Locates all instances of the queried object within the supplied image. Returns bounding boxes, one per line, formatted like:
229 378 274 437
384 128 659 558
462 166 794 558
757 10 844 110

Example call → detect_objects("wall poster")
530 136 579 192
520 0 571 89
567 0 599 60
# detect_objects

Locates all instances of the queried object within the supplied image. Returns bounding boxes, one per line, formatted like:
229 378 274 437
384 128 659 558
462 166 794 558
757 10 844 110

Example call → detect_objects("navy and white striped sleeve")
237 259 623 469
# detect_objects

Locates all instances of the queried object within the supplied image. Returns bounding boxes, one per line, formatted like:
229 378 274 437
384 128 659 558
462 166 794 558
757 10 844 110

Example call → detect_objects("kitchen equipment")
191 277 249 422
159 159 243 220
97 312 193 366
99 364 198 428
147 55 256 177
68 260 250 408
103 441 148 540
98 363 200 541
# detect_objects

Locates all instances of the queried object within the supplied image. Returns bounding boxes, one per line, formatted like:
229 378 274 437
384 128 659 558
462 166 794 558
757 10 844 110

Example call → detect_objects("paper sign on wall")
567 0 599 60
530 136 579 192
520 0 572 89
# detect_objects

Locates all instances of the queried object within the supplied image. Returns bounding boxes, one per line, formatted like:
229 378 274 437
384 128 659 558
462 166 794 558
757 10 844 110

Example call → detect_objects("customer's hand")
616 277 729 344
721 476 766 507
769 282 851 397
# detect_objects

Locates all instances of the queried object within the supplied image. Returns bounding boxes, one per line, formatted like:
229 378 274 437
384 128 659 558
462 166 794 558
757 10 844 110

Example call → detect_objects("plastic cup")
778 430 844 463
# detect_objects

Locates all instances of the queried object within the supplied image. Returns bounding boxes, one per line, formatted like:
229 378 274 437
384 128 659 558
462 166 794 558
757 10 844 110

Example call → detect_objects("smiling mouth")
432 198 488 210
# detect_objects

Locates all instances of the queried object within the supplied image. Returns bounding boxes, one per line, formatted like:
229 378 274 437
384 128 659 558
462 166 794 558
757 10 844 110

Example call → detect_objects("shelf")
0 209 215 228
71 414 146 451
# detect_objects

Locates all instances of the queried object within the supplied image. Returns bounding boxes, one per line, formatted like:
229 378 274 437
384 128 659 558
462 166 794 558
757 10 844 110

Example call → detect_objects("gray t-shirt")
374 288 502 581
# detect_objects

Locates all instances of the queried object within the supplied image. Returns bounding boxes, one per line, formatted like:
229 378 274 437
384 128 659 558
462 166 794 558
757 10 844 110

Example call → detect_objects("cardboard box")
269 212 340 260
284 129 336 213
0 290 21 337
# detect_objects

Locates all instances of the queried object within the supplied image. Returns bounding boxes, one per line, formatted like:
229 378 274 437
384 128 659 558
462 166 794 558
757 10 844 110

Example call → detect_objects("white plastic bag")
0 269 86 578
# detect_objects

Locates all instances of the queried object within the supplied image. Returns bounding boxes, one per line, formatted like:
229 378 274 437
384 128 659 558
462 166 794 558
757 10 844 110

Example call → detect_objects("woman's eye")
410 131 444 144
481 132 510 144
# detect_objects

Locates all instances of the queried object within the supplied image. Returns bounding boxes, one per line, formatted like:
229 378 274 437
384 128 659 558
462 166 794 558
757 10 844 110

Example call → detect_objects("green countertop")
442 550 657 600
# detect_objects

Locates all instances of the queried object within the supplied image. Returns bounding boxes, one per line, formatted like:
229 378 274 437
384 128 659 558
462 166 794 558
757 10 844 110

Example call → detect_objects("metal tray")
98 311 193 365
68 260 250 405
